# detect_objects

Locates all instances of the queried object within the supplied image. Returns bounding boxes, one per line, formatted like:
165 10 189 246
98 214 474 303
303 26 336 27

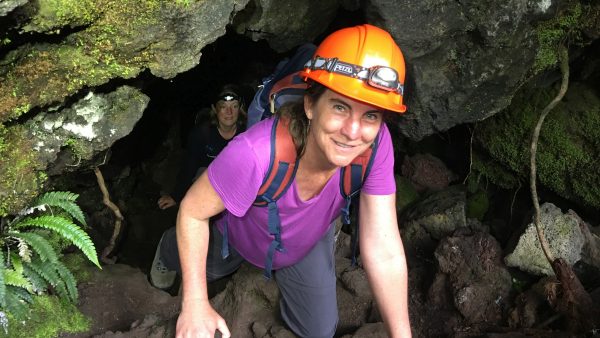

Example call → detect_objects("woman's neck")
217 123 237 139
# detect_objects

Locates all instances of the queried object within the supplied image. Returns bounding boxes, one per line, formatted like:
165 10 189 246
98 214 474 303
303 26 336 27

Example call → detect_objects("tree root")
94 167 124 264
529 45 600 333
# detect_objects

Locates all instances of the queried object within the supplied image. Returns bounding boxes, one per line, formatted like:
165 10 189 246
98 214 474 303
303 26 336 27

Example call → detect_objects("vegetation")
0 191 100 336
474 83 600 209
0 124 47 216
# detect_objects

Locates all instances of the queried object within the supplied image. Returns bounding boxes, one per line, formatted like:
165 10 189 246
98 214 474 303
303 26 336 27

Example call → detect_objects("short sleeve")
361 123 396 195
207 130 267 217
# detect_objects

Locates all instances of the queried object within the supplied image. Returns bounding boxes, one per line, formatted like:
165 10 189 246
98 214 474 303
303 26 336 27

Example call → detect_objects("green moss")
466 189 489 221
0 124 47 216
2 295 90 338
395 175 419 213
0 0 169 122
23 0 100 33
475 83 600 209
62 253 94 283
533 3 584 73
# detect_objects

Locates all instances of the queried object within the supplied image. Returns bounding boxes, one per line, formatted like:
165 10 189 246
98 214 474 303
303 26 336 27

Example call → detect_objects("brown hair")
277 82 327 156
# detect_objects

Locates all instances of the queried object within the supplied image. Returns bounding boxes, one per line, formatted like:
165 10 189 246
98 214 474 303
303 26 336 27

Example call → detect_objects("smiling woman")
151 24 412 338
156 84 246 210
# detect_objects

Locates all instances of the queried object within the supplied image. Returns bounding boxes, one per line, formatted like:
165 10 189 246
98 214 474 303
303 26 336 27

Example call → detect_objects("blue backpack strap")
339 128 381 265
253 115 298 279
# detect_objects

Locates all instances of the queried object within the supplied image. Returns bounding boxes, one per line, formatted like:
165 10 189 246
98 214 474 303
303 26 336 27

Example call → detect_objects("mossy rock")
2 295 90 338
475 82 600 209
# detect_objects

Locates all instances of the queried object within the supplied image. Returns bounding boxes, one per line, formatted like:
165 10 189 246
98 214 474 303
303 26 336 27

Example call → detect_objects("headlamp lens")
219 93 240 102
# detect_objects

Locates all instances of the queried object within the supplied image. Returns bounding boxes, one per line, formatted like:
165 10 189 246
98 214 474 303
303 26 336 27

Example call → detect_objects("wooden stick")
94 167 124 264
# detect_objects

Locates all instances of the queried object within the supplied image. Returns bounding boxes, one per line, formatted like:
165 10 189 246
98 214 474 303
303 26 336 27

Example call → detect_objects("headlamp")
304 56 404 96
218 92 240 102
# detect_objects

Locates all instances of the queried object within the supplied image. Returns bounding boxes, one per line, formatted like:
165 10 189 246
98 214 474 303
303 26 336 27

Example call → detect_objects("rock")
505 203 586 276
26 86 148 175
63 264 180 338
0 0 27 16
233 0 339 52
340 322 387 337
401 153 456 193
401 185 468 258
434 230 512 325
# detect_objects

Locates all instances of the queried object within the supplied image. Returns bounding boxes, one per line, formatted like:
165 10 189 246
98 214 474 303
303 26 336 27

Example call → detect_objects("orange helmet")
300 24 407 113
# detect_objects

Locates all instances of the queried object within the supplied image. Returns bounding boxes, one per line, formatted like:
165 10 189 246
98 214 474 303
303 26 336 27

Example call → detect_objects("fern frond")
32 191 86 226
15 238 32 263
9 253 24 274
28 257 61 288
9 232 59 264
55 263 78 303
4 286 30 321
3 269 34 293
14 216 100 268
22 265 48 294
7 285 32 304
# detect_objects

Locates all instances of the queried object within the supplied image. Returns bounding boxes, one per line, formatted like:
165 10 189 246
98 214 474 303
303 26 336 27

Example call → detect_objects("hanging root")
530 45 600 333
94 167 124 264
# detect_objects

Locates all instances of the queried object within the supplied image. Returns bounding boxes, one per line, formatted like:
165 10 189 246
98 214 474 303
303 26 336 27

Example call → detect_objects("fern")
22 265 48 294
30 191 86 226
4 269 34 293
4 286 31 320
16 238 32 263
28 258 62 288
9 232 59 264
55 262 78 303
1 190 100 331
15 216 100 268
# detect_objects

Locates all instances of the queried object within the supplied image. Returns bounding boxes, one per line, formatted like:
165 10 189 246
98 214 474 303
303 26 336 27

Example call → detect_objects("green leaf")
29 257 61 288
9 253 24 274
3 269 34 293
15 216 100 268
32 191 86 226
55 262 78 302
9 231 59 263
4 286 31 320
22 264 48 294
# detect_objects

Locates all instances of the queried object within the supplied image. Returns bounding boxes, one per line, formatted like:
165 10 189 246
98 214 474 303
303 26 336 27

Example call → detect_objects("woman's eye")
333 104 346 112
365 112 382 121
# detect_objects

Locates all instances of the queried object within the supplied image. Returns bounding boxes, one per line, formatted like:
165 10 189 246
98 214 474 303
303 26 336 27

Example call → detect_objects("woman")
157 85 246 210
158 24 411 337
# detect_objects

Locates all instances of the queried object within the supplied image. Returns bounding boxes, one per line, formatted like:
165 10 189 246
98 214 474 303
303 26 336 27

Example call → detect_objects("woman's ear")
304 95 313 120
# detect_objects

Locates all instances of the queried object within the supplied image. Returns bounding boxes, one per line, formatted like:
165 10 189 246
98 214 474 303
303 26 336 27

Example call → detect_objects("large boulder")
504 203 586 276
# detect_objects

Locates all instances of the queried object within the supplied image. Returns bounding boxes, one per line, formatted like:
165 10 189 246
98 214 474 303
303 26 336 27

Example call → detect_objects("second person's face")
216 100 240 128
304 88 384 169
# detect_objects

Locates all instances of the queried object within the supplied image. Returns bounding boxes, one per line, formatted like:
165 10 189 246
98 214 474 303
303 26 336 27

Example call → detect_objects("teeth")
335 141 352 148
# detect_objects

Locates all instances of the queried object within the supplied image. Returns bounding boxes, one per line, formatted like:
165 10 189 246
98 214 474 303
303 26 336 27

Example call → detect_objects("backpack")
231 44 380 279
246 43 317 128
251 115 380 279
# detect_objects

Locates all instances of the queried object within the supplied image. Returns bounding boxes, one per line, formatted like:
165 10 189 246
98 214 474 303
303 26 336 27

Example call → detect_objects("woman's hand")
158 195 177 209
176 298 230 338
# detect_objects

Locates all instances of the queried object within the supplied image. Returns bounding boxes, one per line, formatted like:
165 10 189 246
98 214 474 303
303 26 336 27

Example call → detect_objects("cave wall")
0 0 599 215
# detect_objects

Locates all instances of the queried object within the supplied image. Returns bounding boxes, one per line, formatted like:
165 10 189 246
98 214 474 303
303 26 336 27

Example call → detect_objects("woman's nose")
340 117 361 140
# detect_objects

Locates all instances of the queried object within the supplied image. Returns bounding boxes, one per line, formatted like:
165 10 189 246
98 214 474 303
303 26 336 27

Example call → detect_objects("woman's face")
215 99 240 128
304 88 384 168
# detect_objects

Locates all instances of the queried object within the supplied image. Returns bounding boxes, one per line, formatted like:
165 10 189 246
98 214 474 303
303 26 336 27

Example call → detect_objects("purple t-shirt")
208 118 395 269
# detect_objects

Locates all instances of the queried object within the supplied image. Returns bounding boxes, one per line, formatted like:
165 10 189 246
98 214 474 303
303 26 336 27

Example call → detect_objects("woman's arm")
175 171 230 338
359 192 411 337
